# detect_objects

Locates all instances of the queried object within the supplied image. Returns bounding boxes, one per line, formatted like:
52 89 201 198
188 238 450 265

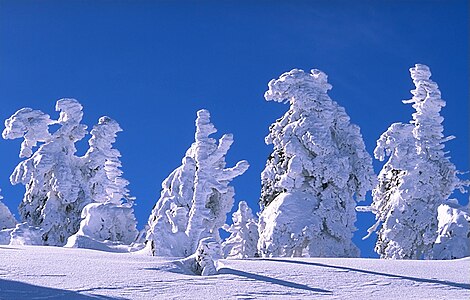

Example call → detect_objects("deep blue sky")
0 1 468 257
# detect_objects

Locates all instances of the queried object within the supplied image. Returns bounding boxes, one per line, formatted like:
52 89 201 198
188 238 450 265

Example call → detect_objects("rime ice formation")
67 117 138 248
0 190 17 230
432 200 470 260
3 99 89 246
368 64 469 259
222 201 259 259
258 69 375 258
145 109 249 257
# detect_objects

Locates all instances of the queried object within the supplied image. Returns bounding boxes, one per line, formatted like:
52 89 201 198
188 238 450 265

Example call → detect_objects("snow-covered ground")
0 246 469 299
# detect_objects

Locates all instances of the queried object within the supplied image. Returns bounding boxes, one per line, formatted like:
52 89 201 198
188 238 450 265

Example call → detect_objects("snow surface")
0 246 468 299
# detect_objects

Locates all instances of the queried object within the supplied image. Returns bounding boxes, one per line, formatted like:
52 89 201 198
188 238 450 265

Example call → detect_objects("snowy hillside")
0 246 468 299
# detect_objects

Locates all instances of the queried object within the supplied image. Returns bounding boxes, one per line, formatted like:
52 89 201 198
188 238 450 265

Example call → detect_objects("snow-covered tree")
3 99 89 246
258 69 375 258
432 200 470 260
145 109 249 257
0 189 17 230
368 64 468 259
67 116 138 247
222 201 259 259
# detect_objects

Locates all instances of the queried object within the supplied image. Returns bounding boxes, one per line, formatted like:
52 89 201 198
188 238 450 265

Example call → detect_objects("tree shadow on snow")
260 259 470 290
0 279 123 300
217 268 332 294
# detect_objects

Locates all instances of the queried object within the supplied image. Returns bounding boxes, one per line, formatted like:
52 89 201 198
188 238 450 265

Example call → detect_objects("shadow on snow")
260 259 470 290
0 279 123 300
217 267 332 294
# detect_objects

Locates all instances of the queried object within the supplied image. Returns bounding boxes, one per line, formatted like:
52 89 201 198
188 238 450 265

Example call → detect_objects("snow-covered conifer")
68 116 138 246
3 99 89 246
258 69 375 258
432 200 470 260
0 190 17 230
145 109 249 257
369 64 468 259
222 201 259 259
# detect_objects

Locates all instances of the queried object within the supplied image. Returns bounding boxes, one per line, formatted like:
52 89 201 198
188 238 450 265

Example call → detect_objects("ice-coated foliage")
432 200 470 260
258 69 375 258
3 99 89 246
0 190 17 230
145 109 249 257
369 64 468 259
68 117 138 247
222 201 259 259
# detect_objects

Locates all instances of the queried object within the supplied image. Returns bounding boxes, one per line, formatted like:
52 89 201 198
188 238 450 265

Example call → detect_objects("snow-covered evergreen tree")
432 200 470 260
2 99 89 246
145 109 249 257
258 69 375 258
222 201 259 259
369 64 468 259
67 116 138 247
0 189 17 230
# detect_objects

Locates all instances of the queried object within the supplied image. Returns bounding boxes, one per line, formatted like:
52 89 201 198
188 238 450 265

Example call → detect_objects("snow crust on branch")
259 69 375 258
368 64 468 259
145 109 249 257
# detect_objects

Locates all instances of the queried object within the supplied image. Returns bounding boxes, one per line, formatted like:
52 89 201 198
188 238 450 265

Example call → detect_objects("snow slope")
0 246 469 299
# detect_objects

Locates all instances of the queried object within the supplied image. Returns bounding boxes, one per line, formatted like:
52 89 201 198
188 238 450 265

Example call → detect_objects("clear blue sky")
0 1 468 258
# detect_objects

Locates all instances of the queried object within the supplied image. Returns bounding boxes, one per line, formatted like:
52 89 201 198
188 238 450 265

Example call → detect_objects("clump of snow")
9 222 44 246
0 190 16 230
178 237 222 276
145 109 249 257
259 68 375 258
432 200 470 260
222 201 259 259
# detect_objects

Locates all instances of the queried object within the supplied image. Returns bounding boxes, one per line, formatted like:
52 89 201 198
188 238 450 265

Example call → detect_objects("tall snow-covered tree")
3 99 89 246
0 189 17 230
369 64 468 259
258 69 375 258
67 116 138 247
222 201 259 259
145 109 249 257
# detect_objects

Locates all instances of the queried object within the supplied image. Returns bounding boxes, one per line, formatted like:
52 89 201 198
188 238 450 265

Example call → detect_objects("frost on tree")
2 99 90 246
368 64 469 259
258 69 375 258
432 200 470 260
222 201 259 259
0 189 17 230
67 117 138 248
145 109 249 257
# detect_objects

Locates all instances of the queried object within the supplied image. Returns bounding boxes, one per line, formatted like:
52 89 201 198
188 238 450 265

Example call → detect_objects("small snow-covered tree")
432 200 470 260
3 99 89 246
0 189 17 230
222 201 259 259
67 116 138 247
145 109 249 257
369 64 468 259
258 69 375 258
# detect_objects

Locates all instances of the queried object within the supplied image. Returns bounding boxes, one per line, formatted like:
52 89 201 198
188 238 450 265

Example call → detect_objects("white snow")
0 245 468 299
